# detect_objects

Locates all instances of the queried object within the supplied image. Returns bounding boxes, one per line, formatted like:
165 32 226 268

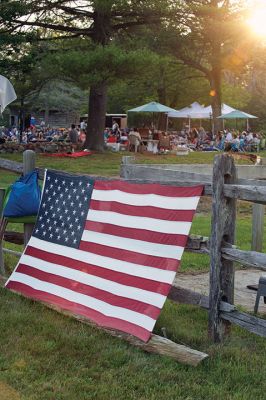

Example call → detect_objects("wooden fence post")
209 154 237 342
121 155 135 165
0 188 6 275
251 204 265 252
23 150 36 246
120 156 136 178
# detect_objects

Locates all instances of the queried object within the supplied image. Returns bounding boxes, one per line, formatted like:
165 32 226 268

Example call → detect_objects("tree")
0 0 178 150
158 0 251 132
243 45 266 128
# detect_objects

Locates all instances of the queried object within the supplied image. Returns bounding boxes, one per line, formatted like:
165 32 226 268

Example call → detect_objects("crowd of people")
0 123 87 146
0 119 264 154
186 127 263 152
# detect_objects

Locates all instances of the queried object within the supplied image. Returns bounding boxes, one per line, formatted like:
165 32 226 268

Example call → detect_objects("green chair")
0 185 37 245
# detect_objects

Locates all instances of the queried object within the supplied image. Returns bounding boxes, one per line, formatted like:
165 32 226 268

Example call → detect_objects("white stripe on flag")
92 189 200 210
28 237 176 283
20 255 166 307
86 209 191 235
10 272 156 330
81 230 184 260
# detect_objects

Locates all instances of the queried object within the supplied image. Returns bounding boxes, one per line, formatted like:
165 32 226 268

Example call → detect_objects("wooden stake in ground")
35 299 209 367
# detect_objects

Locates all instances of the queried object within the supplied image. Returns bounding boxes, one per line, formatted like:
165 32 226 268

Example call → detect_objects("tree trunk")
19 97 25 143
210 68 222 134
84 82 107 151
157 67 167 131
44 99 49 126
84 7 111 151
209 4 223 135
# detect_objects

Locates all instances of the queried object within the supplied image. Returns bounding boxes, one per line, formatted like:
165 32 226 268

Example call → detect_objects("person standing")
69 124 79 151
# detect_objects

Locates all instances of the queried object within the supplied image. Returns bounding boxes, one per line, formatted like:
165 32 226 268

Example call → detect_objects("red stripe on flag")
79 241 179 271
6 281 151 342
84 221 188 247
25 246 172 295
89 199 195 222
16 264 161 319
94 180 203 197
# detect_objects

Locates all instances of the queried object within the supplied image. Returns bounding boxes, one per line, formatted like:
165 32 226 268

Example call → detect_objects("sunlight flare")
248 3 266 37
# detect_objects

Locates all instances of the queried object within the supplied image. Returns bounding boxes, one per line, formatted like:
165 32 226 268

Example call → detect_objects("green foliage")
0 0 265 135
42 41 159 89
27 80 87 113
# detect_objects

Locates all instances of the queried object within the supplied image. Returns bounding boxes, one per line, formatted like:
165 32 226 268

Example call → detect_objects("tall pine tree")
0 0 178 150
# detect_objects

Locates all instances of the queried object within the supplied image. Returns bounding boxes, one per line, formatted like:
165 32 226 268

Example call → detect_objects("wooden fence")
120 154 266 342
0 151 265 365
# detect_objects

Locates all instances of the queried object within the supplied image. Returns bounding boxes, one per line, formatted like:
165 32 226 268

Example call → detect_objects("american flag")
6 171 202 342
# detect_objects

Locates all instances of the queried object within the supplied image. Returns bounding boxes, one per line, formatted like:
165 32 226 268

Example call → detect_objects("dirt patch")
174 268 266 313
0 382 20 400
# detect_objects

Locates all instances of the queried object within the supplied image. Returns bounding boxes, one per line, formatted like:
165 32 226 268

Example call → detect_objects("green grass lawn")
1 149 266 182
0 152 266 399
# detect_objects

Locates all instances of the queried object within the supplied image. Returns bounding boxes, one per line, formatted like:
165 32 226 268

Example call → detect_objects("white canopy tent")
0 75 17 114
202 104 237 131
168 102 210 131
202 104 236 117
168 103 237 119
168 102 237 131
168 102 207 119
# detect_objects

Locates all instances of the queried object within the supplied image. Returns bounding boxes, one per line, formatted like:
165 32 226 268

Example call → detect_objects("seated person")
214 131 225 151
231 133 240 152
252 133 260 147
225 129 233 143
107 133 117 143
129 128 142 143
246 131 253 143
104 128 109 143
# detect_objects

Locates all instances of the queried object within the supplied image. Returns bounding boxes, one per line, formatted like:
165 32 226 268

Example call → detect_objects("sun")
248 4 266 37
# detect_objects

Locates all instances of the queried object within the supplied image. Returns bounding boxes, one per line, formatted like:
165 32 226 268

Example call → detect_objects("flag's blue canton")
33 171 94 249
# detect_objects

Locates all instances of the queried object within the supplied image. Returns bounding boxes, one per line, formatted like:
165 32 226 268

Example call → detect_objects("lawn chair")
158 132 171 150
254 276 266 313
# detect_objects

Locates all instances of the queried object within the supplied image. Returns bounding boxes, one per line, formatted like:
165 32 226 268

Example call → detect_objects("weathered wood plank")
209 154 237 342
121 164 213 195
224 184 266 204
168 285 235 312
3 248 22 257
185 235 209 253
251 204 265 252
221 310 266 337
168 285 266 338
0 158 23 174
237 178 266 187
3 231 24 245
221 248 266 271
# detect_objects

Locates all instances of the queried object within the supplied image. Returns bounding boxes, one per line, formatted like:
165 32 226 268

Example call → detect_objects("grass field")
0 151 265 399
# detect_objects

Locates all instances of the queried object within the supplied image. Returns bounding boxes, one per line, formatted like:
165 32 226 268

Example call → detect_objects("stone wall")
0 142 83 154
